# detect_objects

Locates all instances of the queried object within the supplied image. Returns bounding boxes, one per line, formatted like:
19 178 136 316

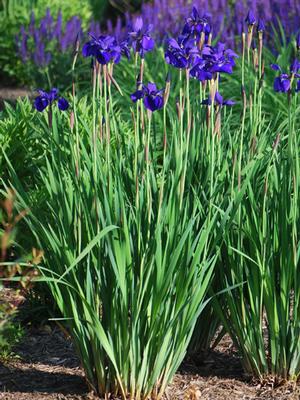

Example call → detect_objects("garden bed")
0 327 299 400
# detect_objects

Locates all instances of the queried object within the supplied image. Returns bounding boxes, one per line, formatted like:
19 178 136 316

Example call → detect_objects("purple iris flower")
271 62 300 92
190 58 212 81
202 91 235 106
120 39 131 59
165 36 200 69
130 82 164 112
182 7 211 38
82 34 121 65
290 59 300 74
202 42 238 74
34 88 69 112
296 80 300 92
257 19 265 33
245 10 256 26
273 74 291 92
128 17 155 57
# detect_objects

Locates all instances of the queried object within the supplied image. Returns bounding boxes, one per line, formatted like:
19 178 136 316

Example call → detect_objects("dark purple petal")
130 90 144 102
58 97 69 111
270 63 281 71
215 91 224 105
96 51 112 65
245 10 256 26
257 19 265 32
274 75 290 92
34 96 49 112
201 97 211 105
49 88 59 102
143 95 164 112
290 59 300 74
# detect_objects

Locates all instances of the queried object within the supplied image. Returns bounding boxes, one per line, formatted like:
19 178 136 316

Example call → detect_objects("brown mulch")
0 326 299 400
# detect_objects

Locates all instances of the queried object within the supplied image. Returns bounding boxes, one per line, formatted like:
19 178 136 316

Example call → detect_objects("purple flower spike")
130 82 164 112
245 10 256 26
34 88 69 112
128 17 155 57
273 74 291 92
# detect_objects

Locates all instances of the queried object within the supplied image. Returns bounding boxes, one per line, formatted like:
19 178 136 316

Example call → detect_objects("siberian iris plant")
201 42 238 75
165 36 200 69
245 10 256 26
128 17 155 58
34 88 69 112
82 34 121 64
182 6 211 38
130 82 164 112
5 3 300 396
271 61 300 92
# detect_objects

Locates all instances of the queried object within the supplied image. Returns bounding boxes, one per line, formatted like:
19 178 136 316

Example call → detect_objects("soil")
0 326 299 400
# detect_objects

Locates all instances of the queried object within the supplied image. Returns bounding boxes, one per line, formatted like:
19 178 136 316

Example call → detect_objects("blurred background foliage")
0 0 145 87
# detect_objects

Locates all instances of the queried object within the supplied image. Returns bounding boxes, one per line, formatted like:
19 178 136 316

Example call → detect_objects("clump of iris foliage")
1 4 300 399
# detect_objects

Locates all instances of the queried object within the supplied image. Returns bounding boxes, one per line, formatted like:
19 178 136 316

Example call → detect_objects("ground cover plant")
1 2 300 400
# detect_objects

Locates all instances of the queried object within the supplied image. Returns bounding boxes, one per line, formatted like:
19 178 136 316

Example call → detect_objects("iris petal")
58 97 69 111
34 96 49 112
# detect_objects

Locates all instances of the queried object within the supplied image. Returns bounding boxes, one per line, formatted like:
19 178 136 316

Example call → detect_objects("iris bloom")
271 62 300 92
165 36 200 69
182 7 211 38
130 82 164 112
128 17 155 57
245 10 256 26
202 91 235 106
34 88 69 112
120 40 131 59
257 19 265 33
190 58 212 81
202 42 238 74
273 74 291 92
290 59 300 74
82 34 121 64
